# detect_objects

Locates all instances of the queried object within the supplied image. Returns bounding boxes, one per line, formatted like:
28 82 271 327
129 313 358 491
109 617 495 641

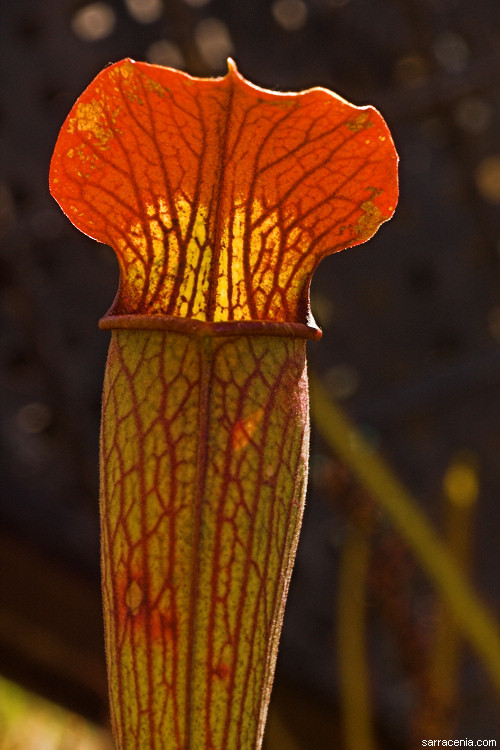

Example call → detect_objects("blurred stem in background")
310 374 500 695
264 708 302 750
0 676 112 750
415 452 479 741
337 511 376 750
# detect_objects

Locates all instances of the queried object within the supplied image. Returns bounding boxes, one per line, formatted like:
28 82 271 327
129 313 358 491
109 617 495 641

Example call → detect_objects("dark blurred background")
1 0 499 747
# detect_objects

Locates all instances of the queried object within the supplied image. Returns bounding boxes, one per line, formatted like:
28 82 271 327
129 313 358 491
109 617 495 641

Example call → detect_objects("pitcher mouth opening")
98 313 322 340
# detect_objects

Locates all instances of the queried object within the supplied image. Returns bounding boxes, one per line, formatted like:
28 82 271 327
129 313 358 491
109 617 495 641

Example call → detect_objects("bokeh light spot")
394 55 427 87
455 97 492 134
432 31 469 73
325 364 360 400
71 2 116 41
17 402 52 434
147 40 185 68
272 0 308 31
125 0 163 24
310 292 334 326
488 306 500 342
194 18 233 70
475 155 500 203
443 455 479 508
183 0 211 7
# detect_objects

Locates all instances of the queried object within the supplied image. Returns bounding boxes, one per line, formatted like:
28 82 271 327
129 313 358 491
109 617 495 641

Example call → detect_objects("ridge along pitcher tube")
49 58 398 750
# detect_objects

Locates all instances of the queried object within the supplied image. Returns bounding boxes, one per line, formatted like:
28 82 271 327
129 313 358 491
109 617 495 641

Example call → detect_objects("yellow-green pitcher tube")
100 329 309 749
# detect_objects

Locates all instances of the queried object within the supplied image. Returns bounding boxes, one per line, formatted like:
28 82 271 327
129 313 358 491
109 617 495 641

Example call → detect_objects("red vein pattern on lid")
50 58 398 328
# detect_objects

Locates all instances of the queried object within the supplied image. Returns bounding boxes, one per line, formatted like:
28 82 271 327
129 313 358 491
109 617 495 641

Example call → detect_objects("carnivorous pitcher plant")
49 58 398 750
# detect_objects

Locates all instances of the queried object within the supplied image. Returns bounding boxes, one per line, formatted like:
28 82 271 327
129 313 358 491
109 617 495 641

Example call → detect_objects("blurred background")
1 0 500 747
